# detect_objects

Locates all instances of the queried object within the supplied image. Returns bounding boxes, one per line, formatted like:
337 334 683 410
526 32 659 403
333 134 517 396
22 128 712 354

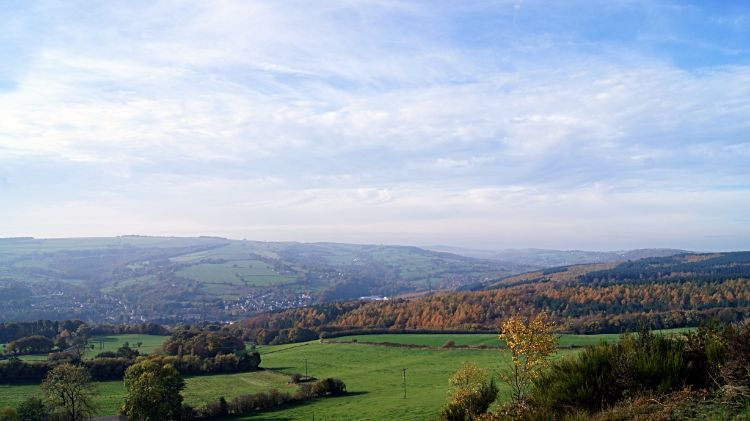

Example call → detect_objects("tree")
497 313 558 407
438 362 498 421
75 324 91 338
120 361 185 421
41 364 99 421
54 336 67 350
16 396 47 421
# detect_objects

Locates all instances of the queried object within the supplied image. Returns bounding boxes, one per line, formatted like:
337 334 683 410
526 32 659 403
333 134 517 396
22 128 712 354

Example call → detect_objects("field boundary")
320 328 502 340
322 340 581 350
260 343 309 354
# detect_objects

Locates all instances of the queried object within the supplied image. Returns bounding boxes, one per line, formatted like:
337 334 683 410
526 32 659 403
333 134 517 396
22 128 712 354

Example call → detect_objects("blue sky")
1 0 749 251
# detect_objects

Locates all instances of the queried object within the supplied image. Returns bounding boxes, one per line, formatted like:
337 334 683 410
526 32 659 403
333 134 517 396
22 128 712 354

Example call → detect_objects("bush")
291 373 302 383
253 391 269 409
16 396 47 421
443 340 455 348
294 384 313 400
531 328 694 412
351 338 357 343
95 351 117 358
311 378 347 396
228 394 254 414
198 379 346 419
180 403 197 421
438 378 498 421
0 407 17 421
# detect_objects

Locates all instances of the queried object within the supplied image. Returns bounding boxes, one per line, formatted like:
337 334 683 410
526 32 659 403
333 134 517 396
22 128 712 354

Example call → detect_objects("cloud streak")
0 0 749 251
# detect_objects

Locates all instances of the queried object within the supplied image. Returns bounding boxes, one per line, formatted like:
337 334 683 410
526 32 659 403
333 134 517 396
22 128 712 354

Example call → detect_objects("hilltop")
422 246 691 267
0 237 535 324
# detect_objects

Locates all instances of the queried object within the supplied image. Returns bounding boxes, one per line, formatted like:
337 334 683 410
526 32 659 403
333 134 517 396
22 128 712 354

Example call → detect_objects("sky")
1 0 749 252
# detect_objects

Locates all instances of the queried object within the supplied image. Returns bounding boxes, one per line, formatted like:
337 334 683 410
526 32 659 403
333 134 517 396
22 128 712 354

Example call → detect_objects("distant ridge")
421 246 693 268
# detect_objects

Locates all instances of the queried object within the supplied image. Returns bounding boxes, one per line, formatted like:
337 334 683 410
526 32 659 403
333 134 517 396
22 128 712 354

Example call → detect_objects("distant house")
359 296 389 301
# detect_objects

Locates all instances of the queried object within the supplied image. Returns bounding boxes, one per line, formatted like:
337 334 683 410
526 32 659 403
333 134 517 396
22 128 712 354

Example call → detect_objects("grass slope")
0 370 295 416
248 341 579 421
13 334 168 362
327 333 621 348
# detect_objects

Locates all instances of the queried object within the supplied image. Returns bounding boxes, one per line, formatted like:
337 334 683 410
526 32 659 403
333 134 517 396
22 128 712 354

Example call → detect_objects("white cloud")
1 0 749 250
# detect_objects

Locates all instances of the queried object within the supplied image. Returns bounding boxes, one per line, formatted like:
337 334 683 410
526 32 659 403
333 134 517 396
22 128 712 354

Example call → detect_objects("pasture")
87 334 167 356
0 370 295 416
12 334 167 362
246 341 579 421
0 331 683 419
325 332 622 348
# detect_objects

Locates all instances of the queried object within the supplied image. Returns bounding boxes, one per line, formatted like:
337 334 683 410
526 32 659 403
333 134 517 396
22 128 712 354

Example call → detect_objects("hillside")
423 246 691 267
0 237 535 324
240 251 750 339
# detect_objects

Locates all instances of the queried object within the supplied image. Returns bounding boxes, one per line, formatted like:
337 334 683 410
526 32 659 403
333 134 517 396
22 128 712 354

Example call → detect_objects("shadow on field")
93 337 120 343
249 391 369 420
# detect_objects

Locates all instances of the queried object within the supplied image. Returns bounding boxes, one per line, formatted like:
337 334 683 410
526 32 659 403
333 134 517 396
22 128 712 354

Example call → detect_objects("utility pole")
304 358 308 377
402 368 407 399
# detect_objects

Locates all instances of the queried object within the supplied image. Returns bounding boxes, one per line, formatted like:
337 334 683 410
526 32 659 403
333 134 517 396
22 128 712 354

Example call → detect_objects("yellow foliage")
498 313 558 405
448 362 488 404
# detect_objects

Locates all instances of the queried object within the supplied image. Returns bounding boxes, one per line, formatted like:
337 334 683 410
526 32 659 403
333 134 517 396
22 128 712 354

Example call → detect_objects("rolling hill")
0 237 535 324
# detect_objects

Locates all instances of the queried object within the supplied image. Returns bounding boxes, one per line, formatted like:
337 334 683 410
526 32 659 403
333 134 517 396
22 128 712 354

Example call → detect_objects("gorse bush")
530 340 619 412
531 327 692 412
437 362 498 421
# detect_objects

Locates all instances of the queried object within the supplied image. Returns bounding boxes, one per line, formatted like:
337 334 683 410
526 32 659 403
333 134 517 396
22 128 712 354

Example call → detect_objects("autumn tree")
438 362 498 421
41 364 99 421
498 313 558 407
120 361 185 421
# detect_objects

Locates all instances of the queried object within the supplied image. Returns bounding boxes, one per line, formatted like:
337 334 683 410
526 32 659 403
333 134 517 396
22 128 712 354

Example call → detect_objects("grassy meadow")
1 331 693 419
245 341 580 421
0 370 296 415
326 332 623 348
10 334 168 362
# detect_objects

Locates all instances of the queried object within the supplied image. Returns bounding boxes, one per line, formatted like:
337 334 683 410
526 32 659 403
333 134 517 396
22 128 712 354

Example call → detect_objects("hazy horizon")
2 1 749 252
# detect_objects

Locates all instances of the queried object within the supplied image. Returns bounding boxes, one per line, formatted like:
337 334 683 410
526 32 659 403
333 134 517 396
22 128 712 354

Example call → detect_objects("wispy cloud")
0 0 749 250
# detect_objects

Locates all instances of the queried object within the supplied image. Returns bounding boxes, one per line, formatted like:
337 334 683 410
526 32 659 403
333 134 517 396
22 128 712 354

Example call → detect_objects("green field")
86 334 168 356
11 334 168 362
1 331 680 419
0 370 295 415
243 341 579 421
326 332 623 348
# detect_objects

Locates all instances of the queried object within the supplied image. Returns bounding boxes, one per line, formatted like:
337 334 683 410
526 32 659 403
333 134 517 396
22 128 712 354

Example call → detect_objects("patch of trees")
4 336 55 355
0 319 86 343
163 329 246 358
578 251 750 283
0 351 261 381
184 378 347 420
241 301 369 330
234 272 750 339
